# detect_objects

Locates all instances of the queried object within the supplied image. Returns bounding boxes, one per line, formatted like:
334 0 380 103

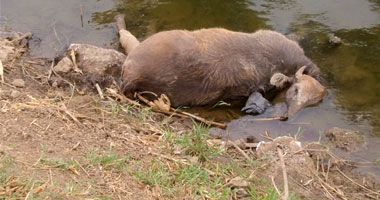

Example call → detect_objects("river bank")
1 29 380 199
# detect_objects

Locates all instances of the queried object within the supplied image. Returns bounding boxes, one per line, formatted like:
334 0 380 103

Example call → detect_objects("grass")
0 154 13 180
174 123 222 162
133 123 247 199
134 160 234 199
85 148 130 170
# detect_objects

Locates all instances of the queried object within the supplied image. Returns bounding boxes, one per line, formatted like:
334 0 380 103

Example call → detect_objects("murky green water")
2 0 380 172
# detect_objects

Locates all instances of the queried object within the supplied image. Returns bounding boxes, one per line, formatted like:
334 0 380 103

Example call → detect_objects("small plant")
294 127 304 140
0 154 13 181
39 157 73 170
135 159 174 194
212 100 231 108
109 101 121 118
175 123 221 161
86 149 129 170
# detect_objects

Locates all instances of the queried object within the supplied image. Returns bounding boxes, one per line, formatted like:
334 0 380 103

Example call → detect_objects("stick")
251 116 287 121
59 104 81 124
336 167 380 196
176 110 226 128
271 176 281 195
106 88 141 107
136 93 226 128
95 83 104 99
0 59 4 82
227 140 250 161
74 159 90 178
47 60 54 80
70 49 83 74
277 147 289 200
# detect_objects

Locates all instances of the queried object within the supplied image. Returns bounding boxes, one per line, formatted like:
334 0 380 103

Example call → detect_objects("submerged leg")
241 92 272 115
115 14 140 55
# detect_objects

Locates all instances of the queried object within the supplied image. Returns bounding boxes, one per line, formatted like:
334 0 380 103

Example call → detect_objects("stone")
227 177 249 188
328 34 342 45
256 136 315 184
67 44 126 78
10 90 22 99
11 79 25 88
0 40 15 63
54 57 73 73
325 127 366 152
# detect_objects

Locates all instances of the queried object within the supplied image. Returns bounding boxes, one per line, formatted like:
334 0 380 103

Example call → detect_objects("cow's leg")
241 92 272 115
115 14 140 55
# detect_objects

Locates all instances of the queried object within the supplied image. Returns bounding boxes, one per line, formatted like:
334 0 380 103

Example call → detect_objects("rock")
11 79 25 88
256 136 315 184
227 177 249 188
325 127 365 152
0 40 15 63
328 34 342 46
257 136 303 158
10 90 22 99
67 44 126 79
233 139 246 149
54 57 73 73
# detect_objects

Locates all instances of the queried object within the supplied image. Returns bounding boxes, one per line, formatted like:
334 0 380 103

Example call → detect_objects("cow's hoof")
241 92 271 115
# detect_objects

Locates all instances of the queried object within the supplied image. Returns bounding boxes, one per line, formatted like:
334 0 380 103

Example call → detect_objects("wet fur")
121 28 321 107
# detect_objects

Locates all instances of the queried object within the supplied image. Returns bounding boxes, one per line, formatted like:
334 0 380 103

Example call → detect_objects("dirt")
325 127 366 152
1 29 380 199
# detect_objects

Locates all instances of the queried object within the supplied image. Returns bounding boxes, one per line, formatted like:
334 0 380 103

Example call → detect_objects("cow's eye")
294 87 299 94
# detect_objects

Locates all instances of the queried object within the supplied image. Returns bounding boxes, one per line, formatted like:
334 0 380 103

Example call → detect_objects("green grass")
0 153 13 177
39 157 75 170
174 123 222 162
85 149 130 170
134 160 234 199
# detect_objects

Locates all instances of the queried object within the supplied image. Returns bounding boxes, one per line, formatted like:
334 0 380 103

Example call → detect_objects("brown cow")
116 16 326 117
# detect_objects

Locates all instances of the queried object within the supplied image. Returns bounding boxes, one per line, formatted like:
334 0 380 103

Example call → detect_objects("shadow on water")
2 0 380 174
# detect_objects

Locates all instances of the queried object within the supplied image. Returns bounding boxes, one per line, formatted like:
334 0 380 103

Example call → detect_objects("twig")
311 168 344 200
319 180 337 200
227 140 250 161
105 88 140 107
176 109 226 128
53 27 62 45
251 116 287 121
71 142 80 151
0 59 4 82
24 182 35 200
1 81 17 89
70 49 83 74
336 167 380 196
271 176 281 195
47 60 54 80
277 146 289 200
74 159 90 178
59 104 81 124
260 131 274 141
95 83 104 99
325 159 331 182
136 93 226 128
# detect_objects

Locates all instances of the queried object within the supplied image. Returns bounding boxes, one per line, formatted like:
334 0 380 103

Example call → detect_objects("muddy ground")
1 30 380 200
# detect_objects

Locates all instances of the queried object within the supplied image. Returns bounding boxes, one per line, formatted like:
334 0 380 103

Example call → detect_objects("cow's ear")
295 66 307 79
270 73 293 88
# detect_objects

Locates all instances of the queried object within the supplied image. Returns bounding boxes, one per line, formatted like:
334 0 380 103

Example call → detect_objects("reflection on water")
2 0 380 168
91 0 268 39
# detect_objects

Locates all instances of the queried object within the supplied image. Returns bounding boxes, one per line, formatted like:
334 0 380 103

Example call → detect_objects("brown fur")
121 28 321 107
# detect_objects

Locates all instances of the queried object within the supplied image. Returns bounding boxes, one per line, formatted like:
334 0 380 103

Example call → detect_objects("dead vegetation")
0 30 380 199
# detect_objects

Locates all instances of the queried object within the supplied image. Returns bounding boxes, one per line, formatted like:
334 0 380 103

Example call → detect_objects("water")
1 0 380 171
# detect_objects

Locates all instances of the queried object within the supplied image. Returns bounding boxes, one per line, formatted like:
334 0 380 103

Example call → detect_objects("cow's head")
271 66 327 117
